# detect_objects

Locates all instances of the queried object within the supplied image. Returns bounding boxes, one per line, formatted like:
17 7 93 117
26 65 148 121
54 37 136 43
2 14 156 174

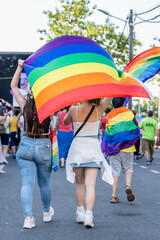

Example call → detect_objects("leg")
37 163 52 213
125 172 132 187
122 152 135 202
112 176 119 197
74 167 85 207
2 145 9 160
109 154 121 202
17 158 36 217
142 139 150 164
60 158 65 168
84 167 99 211
149 140 155 162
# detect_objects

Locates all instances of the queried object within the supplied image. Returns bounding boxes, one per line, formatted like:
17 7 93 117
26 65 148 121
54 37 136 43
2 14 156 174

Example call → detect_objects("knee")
76 176 85 185
85 180 96 188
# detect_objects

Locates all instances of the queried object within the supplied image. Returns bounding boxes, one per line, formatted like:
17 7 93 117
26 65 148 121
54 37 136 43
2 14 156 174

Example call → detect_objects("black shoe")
150 158 154 162
140 153 144 158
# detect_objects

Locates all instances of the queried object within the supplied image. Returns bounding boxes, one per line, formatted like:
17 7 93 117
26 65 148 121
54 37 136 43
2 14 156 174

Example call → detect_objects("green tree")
38 0 141 68
133 97 158 117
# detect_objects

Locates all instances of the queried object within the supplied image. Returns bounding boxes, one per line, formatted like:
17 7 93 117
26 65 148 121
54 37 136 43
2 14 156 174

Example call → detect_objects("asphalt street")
0 149 160 240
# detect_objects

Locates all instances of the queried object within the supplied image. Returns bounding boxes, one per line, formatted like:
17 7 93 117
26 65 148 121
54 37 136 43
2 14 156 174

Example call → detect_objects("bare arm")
0 115 7 121
64 107 73 126
11 60 27 111
100 98 112 112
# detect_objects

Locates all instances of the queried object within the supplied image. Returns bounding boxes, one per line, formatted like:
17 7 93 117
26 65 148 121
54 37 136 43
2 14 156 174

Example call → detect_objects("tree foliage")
38 0 141 68
133 97 158 117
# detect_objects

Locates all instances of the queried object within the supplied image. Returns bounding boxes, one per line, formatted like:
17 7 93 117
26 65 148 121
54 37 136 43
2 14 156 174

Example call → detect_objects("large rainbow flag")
124 46 160 105
101 106 140 156
24 36 153 123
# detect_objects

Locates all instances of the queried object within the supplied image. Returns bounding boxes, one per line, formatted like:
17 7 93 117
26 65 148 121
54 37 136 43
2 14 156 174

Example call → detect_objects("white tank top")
73 106 99 136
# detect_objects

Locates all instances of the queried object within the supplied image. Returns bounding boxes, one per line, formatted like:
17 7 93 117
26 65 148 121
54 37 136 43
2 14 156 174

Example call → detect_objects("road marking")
150 170 160 174
133 162 138 165
139 165 148 169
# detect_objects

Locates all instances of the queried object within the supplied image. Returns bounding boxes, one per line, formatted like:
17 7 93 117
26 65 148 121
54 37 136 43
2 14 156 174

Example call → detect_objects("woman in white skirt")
64 98 113 228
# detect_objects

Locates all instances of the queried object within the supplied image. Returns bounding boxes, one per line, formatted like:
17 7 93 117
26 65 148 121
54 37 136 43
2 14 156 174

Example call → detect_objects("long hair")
87 98 101 106
23 93 50 136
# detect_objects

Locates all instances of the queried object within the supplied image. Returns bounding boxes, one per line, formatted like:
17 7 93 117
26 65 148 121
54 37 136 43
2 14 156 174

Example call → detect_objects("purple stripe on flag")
24 36 102 66
101 135 140 156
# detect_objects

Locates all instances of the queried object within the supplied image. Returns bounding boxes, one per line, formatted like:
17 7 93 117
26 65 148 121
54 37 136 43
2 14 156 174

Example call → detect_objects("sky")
0 0 160 96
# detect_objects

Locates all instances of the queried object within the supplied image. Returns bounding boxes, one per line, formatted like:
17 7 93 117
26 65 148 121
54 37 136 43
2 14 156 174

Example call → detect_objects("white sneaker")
3 159 8 164
76 210 84 223
84 214 94 228
23 217 35 229
43 206 54 222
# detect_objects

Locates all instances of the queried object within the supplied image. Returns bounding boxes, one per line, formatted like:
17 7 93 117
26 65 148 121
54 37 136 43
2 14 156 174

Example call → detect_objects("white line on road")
150 170 160 174
139 165 148 169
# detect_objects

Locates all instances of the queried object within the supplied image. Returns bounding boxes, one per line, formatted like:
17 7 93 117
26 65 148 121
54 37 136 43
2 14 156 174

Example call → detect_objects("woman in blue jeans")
11 60 54 229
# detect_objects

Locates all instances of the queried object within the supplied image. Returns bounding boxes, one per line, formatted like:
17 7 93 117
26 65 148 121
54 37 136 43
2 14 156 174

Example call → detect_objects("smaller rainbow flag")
0 98 12 110
20 73 29 90
124 46 160 105
124 46 160 82
49 129 59 172
101 106 140 156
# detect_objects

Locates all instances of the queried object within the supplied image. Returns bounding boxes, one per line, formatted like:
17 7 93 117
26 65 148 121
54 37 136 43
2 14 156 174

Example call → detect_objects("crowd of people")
0 59 159 229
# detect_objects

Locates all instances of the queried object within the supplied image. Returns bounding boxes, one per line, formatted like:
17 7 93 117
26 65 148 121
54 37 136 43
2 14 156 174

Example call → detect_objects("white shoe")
76 210 84 223
43 206 54 222
3 159 8 164
23 217 35 229
84 214 94 228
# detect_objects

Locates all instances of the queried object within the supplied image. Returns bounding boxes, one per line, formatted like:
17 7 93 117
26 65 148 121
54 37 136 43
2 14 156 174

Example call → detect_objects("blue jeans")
16 136 52 217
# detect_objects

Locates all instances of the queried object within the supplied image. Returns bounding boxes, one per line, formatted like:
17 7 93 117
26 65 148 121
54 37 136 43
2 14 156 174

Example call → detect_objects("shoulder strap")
74 104 95 138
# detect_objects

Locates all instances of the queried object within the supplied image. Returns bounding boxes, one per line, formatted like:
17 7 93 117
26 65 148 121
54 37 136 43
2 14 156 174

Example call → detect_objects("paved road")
0 150 160 240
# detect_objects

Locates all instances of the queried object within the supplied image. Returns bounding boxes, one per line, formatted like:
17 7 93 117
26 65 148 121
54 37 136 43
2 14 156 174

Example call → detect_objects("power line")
136 4 160 16
112 18 128 58
137 14 160 21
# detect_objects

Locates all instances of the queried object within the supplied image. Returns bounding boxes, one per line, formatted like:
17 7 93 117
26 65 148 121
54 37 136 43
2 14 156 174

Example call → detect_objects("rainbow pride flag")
24 36 153 123
124 46 160 105
49 129 59 172
101 107 140 156
0 98 13 110
124 46 160 82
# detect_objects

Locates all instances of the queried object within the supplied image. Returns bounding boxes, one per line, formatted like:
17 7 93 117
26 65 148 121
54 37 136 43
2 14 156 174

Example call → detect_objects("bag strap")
74 104 95 138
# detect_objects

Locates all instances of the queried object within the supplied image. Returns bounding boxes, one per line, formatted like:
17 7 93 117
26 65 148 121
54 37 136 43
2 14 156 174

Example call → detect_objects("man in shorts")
107 98 138 203
139 110 159 165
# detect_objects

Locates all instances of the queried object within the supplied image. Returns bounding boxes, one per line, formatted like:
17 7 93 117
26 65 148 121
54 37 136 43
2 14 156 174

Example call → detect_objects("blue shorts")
9 132 19 148
74 162 101 168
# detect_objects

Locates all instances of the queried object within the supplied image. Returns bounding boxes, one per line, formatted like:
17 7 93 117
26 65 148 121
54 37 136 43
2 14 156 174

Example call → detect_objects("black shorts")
1 134 9 145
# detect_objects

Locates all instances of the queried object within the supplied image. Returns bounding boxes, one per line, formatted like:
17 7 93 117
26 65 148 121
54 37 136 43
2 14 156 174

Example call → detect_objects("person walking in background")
64 98 113 228
11 59 54 229
0 113 7 173
155 118 160 149
139 110 159 165
0 106 10 164
102 98 139 204
100 108 111 139
56 108 74 168
132 110 141 160
9 109 19 159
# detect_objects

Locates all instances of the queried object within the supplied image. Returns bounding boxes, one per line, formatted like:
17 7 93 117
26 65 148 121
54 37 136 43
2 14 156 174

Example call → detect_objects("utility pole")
128 9 133 110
